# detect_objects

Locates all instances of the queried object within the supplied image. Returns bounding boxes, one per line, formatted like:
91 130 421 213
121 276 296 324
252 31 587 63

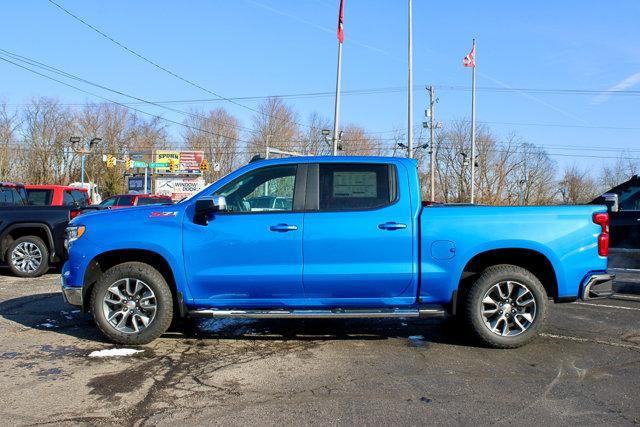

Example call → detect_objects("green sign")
149 162 169 168
132 161 148 168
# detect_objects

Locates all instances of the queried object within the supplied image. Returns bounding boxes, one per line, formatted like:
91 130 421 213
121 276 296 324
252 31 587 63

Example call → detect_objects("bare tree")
249 97 300 158
600 154 638 191
0 102 21 181
20 98 77 184
300 112 332 156
183 108 241 183
559 164 599 204
339 124 384 156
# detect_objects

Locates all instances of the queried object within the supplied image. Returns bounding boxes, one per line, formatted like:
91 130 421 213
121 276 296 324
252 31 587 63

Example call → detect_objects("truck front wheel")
90 262 173 345
463 264 548 349
6 236 49 278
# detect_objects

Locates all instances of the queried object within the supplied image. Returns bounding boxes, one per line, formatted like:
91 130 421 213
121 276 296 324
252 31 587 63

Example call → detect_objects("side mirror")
196 195 227 213
195 196 226 225
602 193 619 213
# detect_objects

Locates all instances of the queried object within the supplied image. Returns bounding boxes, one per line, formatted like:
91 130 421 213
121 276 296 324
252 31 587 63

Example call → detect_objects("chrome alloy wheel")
481 281 537 337
10 242 43 274
102 278 157 333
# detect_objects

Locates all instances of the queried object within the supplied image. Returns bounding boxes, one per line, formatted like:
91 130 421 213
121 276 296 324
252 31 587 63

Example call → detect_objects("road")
0 270 639 425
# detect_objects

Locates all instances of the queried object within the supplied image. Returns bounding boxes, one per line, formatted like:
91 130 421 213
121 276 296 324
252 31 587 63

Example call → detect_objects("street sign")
199 159 209 172
132 161 148 168
149 161 169 168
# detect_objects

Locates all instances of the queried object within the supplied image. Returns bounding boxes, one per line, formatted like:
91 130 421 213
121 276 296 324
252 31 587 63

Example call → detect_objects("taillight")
70 210 81 219
593 212 609 257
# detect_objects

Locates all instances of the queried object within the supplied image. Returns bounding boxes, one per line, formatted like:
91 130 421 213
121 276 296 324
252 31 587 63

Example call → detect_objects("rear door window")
317 163 395 211
0 188 13 205
117 195 134 206
27 189 53 205
136 197 168 206
63 191 76 206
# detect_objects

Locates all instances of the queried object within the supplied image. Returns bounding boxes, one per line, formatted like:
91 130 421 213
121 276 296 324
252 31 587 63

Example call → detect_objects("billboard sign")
154 150 204 174
155 176 206 201
127 175 152 193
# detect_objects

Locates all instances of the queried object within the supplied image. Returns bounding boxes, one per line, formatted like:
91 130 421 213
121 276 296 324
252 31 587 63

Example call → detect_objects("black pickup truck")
592 175 640 250
0 206 71 277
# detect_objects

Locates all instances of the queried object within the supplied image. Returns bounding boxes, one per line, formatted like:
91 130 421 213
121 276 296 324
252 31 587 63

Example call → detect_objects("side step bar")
189 306 445 319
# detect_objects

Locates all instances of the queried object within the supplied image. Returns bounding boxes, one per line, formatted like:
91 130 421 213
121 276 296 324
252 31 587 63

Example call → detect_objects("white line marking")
574 302 640 311
540 333 640 350
609 267 640 273
613 294 640 301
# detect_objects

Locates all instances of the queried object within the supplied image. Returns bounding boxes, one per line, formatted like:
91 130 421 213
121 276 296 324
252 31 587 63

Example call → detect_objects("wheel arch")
1 223 55 261
82 249 185 317
454 247 558 312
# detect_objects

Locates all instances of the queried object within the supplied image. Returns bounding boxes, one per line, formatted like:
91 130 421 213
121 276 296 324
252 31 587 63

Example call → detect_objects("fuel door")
430 240 456 260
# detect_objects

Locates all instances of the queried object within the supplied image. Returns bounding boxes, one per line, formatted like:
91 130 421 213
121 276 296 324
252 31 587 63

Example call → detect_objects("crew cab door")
302 162 416 302
182 164 306 303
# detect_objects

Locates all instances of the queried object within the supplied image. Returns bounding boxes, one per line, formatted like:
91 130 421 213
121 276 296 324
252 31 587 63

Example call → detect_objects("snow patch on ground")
88 348 144 358
38 320 57 328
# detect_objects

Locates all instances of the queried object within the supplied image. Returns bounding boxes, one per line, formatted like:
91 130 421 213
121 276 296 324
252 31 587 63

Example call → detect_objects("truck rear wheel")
463 264 548 349
6 236 49 278
90 262 173 345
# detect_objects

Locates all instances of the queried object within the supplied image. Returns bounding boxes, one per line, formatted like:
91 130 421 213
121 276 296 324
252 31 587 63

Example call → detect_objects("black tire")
463 264 548 349
6 236 50 278
90 262 173 345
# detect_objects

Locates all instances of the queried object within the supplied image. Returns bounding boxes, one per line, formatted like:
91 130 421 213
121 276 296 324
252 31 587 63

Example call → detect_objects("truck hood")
70 203 183 226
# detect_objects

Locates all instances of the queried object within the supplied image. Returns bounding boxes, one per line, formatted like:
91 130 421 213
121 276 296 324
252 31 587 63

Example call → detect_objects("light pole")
518 179 527 206
460 152 469 202
70 136 101 188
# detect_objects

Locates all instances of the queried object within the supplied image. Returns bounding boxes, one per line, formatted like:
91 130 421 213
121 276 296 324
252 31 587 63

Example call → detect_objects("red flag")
337 0 345 43
463 43 475 67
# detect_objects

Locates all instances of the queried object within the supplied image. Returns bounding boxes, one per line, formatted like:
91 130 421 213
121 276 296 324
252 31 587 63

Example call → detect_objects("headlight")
65 225 86 250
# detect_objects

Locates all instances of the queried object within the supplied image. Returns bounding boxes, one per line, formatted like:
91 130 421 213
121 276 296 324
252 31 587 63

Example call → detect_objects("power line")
47 0 315 131
0 55 266 148
0 48 260 136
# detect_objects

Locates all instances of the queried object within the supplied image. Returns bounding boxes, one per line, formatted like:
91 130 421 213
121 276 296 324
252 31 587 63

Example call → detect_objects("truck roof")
250 155 418 167
25 184 88 192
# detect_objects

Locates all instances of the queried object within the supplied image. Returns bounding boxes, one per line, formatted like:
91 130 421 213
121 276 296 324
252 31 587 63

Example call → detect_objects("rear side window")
318 163 395 211
27 189 53 205
71 190 89 207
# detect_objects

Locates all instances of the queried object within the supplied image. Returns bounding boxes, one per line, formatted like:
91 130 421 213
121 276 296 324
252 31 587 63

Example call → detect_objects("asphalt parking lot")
0 270 639 425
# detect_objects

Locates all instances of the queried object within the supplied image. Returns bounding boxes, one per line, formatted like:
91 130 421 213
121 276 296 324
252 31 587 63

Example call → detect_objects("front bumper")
62 286 83 307
581 273 615 300
61 262 83 307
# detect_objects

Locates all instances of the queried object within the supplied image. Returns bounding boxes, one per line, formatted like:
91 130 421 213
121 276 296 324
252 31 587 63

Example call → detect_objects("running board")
189 306 445 319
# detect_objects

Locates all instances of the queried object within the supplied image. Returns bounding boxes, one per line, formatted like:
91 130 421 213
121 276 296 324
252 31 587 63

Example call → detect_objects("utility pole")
427 86 436 201
407 0 414 158
332 0 345 156
469 39 477 203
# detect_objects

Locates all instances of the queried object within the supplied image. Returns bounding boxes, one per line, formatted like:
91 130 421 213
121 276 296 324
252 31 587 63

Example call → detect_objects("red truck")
98 194 172 208
25 185 90 218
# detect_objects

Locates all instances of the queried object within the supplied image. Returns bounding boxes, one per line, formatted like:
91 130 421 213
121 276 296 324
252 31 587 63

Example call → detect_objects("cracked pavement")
0 269 639 425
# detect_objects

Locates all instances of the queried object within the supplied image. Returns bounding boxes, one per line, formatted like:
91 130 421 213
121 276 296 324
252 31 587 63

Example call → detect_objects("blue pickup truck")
61 156 613 348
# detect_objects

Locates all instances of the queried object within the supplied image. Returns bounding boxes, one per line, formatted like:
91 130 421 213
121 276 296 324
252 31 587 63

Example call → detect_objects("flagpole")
332 41 342 156
407 0 414 158
470 38 477 204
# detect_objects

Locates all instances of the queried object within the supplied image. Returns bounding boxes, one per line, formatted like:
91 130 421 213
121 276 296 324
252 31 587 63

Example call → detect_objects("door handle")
378 222 407 231
270 223 298 232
